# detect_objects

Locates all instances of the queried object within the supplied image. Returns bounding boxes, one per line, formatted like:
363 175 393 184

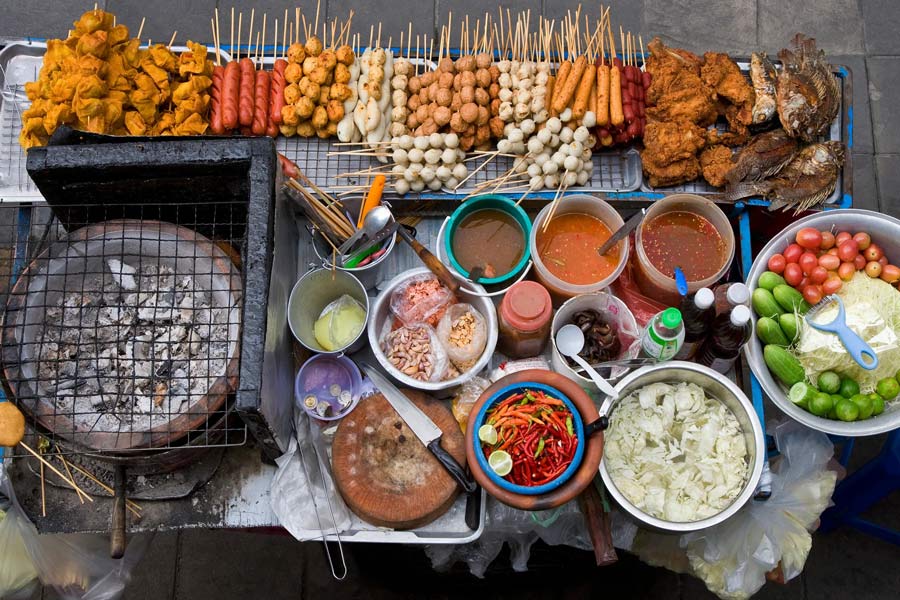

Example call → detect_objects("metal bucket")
310 226 397 290
599 362 765 533
287 268 369 355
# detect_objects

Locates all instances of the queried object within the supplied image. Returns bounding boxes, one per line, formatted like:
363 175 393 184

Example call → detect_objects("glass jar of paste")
498 281 553 358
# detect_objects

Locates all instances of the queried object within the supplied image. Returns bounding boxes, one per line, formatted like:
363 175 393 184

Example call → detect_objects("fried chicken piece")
642 120 708 165
699 145 735 187
702 52 754 128
124 111 147 135
645 38 717 126
642 154 702 188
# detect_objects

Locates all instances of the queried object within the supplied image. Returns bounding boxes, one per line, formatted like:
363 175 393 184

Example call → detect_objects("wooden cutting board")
332 389 466 530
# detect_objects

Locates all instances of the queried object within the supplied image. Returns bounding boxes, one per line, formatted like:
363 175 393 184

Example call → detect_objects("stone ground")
3 0 900 598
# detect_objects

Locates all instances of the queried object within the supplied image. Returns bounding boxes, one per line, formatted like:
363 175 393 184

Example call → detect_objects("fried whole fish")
725 141 844 212
750 52 777 124
726 129 799 185
776 34 840 142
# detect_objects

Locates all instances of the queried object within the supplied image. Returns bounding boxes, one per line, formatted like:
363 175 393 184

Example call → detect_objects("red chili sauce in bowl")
641 210 726 280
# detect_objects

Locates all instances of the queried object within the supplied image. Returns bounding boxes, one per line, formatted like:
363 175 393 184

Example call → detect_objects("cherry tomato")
783 263 803 287
854 254 867 270
818 254 840 271
838 239 860 262
823 275 843 295
799 276 810 289
836 231 852 245
799 251 819 274
803 284 823 305
881 264 900 283
767 253 786 274
820 231 836 250
826 247 840 256
783 243 804 264
866 261 883 278
853 232 872 250
863 243 884 262
809 266 828 284
879 256 889 266
838 261 856 281
796 227 823 250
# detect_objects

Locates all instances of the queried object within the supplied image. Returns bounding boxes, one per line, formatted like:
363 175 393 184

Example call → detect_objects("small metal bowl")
599 362 765 533
470 382 586 496
367 267 498 391
288 268 369 355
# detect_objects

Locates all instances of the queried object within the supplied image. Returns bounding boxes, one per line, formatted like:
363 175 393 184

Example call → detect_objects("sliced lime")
789 382 816 407
478 423 498 445
488 450 513 477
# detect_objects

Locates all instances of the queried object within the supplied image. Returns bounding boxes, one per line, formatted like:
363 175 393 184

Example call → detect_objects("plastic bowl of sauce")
634 194 734 306
530 194 628 303
445 195 532 286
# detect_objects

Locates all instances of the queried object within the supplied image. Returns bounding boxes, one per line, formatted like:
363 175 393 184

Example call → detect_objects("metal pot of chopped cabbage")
599 361 765 533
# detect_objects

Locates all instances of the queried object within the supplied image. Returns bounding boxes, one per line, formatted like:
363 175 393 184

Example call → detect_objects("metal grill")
0 202 248 457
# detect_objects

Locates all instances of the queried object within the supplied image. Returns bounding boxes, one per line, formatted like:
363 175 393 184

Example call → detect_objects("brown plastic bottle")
497 281 553 358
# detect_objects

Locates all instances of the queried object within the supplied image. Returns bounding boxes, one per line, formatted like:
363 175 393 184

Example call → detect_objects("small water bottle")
641 307 684 361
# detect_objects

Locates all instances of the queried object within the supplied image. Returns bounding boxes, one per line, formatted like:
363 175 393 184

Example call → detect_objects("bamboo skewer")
57 455 89 504
65 460 142 517
19 442 94 502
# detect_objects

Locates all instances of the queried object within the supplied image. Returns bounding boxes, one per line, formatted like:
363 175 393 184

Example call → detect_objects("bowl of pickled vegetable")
470 382 586 496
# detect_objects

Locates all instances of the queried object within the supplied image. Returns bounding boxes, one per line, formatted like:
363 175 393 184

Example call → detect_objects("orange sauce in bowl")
536 213 620 285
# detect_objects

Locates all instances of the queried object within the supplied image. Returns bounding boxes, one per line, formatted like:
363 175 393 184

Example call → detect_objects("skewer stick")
453 151 501 189
248 8 255 56
407 22 413 59
261 13 267 65
40 458 46 517
230 8 234 55
283 9 289 56
168 31 177 49
19 442 94 502
137 17 146 40
57 456 88 504
376 22 382 48
215 9 222 65
237 11 242 59
298 9 304 42
65 460 142 517
542 171 572 231
255 32 260 63
314 0 321 39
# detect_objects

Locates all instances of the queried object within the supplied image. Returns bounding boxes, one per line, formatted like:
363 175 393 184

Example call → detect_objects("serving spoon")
337 205 391 255
556 325 619 399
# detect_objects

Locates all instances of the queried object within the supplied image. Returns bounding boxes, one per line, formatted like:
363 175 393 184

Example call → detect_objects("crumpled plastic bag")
0 462 150 600
629 420 837 600
436 303 488 372
424 497 593 577
270 410 352 539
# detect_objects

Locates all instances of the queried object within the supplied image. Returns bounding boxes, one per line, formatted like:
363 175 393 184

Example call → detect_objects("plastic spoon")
337 205 391 255
555 325 619 399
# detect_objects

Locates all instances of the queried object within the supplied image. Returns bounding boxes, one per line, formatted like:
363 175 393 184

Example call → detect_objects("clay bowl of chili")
466 369 604 510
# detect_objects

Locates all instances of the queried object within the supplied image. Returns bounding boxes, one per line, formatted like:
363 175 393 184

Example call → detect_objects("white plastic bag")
0 462 150 600
436 304 488 372
379 322 449 382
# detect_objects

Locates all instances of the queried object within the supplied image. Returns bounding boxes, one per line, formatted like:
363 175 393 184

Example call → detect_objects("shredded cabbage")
793 272 900 394
605 382 750 522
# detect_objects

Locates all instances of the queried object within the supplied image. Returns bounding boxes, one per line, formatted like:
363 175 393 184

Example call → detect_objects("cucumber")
789 382 816 408
779 313 800 343
752 288 783 319
764 344 806 387
758 271 787 291
757 317 790 346
773 284 811 314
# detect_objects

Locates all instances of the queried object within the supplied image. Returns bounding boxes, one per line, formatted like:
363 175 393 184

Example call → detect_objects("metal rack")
0 202 248 458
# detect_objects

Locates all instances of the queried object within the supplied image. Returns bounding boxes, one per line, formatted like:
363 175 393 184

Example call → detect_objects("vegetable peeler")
804 295 879 370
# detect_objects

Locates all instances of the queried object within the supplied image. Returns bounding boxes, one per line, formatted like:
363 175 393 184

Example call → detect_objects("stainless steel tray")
639 61 846 205
292 216 485 544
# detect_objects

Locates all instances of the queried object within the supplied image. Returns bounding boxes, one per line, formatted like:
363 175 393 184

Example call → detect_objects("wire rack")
0 202 248 458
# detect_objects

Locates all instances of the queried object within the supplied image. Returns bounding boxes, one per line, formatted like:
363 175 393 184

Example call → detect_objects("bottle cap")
731 305 751 326
660 307 682 330
726 283 750 307
694 288 715 310
500 281 552 332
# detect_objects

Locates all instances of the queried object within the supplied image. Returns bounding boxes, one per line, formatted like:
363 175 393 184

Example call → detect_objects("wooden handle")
397 227 460 294
110 464 127 559
577 480 618 566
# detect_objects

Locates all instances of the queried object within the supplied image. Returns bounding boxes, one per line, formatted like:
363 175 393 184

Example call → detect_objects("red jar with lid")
497 281 553 358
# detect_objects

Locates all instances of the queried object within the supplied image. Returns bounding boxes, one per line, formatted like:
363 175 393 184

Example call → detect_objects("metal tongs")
294 421 347 581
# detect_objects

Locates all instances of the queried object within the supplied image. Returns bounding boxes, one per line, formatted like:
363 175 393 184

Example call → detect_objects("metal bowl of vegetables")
599 362 765 533
746 209 900 436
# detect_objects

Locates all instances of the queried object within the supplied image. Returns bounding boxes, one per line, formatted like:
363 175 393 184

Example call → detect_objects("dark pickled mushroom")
564 309 621 367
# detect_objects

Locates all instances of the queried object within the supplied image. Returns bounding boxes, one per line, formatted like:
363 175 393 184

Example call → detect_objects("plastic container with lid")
640 307 685 361
634 194 735 307
529 194 629 305
295 354 362 421
497 280 553 358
